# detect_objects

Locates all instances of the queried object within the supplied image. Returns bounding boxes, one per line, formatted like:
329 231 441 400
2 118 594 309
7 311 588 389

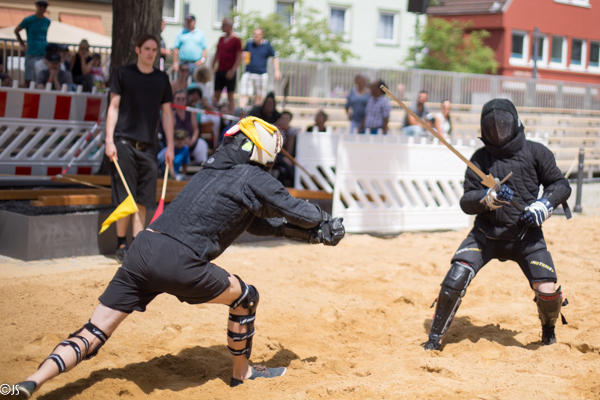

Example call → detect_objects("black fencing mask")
481 109 515 147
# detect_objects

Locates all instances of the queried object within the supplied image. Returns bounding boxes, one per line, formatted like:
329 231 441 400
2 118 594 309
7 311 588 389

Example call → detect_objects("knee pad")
227 275 259 359
429 262 475 341
38 320 109 374
534 286 564 328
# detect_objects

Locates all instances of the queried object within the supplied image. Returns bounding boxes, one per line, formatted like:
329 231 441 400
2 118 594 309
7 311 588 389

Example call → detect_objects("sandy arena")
0 214 599 399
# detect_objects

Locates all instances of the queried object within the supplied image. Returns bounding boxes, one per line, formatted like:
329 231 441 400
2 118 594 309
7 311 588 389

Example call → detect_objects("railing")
273 60 600 113
0 39 111 87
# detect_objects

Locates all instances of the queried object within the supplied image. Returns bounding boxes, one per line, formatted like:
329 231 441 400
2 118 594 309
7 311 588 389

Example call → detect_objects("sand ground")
0 214 599 400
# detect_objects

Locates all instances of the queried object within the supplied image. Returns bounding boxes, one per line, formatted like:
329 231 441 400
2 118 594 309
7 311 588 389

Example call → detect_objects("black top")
110 64 173 145
72 54 92 77
460 125 571 241
150 135 323 260
249 105 281 124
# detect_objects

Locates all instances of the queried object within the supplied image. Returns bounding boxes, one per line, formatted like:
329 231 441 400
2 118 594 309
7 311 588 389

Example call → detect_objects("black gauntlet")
282 217 345 246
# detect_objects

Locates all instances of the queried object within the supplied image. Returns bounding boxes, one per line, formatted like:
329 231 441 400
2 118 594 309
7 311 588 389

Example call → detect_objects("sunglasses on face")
180 69 189 72
175 97 187 101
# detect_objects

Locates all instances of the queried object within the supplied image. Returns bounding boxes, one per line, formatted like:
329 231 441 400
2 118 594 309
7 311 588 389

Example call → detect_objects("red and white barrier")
0 118 105 176
0 87 107 122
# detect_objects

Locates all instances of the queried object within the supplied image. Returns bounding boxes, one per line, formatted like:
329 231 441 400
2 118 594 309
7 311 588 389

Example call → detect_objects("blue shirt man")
173 14 207 79
15 0 51 84
240 28 281 104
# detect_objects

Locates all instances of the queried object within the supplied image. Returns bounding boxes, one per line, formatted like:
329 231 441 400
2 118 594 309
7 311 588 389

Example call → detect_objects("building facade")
161 0 426 68
0 0 112 36
428 0 600 84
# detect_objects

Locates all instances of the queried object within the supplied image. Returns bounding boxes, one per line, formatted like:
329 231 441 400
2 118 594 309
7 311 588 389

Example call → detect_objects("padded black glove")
311 217 345 246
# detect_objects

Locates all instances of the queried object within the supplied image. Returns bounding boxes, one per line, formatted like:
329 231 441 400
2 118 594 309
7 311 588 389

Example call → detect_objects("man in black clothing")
105 34 174 261
423 98 571 351
12 117 345 399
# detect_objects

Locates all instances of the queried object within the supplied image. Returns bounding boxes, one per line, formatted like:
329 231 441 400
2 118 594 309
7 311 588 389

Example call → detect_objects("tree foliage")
407 18 498 74
233 2 355 63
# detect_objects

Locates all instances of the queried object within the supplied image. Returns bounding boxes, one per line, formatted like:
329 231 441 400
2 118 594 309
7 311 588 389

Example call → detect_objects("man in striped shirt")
360 80 391 134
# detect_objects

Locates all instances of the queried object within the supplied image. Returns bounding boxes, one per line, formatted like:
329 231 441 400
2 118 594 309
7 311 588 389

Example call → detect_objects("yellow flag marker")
99 160 139 234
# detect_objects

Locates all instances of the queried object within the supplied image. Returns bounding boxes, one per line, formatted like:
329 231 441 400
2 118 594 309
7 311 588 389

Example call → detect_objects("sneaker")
230 365 287 387
541 326 557 345
15 381 37 399
116 245 127 262
423 339 441 351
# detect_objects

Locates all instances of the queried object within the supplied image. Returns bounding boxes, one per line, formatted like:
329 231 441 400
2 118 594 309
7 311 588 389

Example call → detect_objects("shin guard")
429 262 475 342
227 275 259 359
534 286 564 344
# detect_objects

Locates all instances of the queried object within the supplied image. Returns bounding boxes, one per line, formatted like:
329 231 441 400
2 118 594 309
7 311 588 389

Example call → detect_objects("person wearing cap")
172 14 207 79
36 52 72 90
15 1 51 87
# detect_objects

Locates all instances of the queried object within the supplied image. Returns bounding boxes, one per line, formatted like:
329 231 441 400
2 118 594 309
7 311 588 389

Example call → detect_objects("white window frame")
550 35 567 68
276 1 298 28
509 30 529 66
529 33 548 67
589 41 600 71
553 0 591 8
213 0 239 29
569 37 586 70
329 5 351 42
376 10 399 46
162 0 182 24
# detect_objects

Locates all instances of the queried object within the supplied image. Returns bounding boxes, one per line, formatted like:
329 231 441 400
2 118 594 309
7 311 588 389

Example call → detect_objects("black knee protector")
228 275 259 359
429 261 475 342
534 286 563 328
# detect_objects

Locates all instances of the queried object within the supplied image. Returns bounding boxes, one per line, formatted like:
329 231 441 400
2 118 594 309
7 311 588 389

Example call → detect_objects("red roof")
427 0 511 15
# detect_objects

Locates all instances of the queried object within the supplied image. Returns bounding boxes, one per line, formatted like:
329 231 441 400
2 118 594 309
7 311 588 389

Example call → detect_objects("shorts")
25 54 44 81
99 230 232 313
239 72 268 97
214 70 236 93
451 228 557 285
111 140 158 209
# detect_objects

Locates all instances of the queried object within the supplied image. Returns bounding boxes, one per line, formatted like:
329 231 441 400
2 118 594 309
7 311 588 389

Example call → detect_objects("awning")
59 13 105 35
0 8 40 29
0 20 111 48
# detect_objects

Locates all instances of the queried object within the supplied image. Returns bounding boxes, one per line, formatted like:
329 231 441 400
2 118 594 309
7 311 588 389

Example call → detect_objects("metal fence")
0 39 111 87
275 60 600 112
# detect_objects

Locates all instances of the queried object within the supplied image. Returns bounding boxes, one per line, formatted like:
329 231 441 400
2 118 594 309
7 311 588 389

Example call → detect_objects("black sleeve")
246 217 285 237
110 67 123 95
532 143 572 207
161 72 173 104
459 150 489 215
245 170 323 229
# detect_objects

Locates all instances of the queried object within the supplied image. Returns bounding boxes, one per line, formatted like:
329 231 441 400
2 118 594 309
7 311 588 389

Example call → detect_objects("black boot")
534 286 563 346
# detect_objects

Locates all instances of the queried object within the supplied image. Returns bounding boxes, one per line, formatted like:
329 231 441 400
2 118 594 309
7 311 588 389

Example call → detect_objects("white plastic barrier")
332 135 475 233
293 131 340 192
0 87 106 122
0 118 105 176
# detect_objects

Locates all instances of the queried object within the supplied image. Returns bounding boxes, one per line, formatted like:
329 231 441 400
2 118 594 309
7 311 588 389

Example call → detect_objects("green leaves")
407 18 498 74
233 1 355 63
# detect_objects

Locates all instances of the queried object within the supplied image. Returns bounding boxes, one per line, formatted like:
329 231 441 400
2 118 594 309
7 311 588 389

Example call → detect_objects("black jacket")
461 101 571 241
150 136 323 261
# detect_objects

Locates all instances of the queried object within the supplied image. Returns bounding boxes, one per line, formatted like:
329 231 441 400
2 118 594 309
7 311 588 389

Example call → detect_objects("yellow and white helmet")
224 117 283 166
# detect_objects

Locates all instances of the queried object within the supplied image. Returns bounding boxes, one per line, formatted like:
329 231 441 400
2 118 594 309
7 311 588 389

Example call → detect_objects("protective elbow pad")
429 262 475 341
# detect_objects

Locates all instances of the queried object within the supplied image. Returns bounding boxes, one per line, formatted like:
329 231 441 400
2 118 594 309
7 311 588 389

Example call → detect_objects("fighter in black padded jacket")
423 99 571 351
13 117 345 399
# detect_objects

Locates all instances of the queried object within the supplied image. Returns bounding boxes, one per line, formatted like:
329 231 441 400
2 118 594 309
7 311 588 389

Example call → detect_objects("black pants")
110 140 158 209
99 230 232 313
452 228 558 285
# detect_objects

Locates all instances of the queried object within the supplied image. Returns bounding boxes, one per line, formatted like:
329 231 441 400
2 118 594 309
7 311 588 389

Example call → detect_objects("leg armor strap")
227 275 259 359
534 286 563 328
39 354 66 374
69 320 109 360
429 261 475 342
